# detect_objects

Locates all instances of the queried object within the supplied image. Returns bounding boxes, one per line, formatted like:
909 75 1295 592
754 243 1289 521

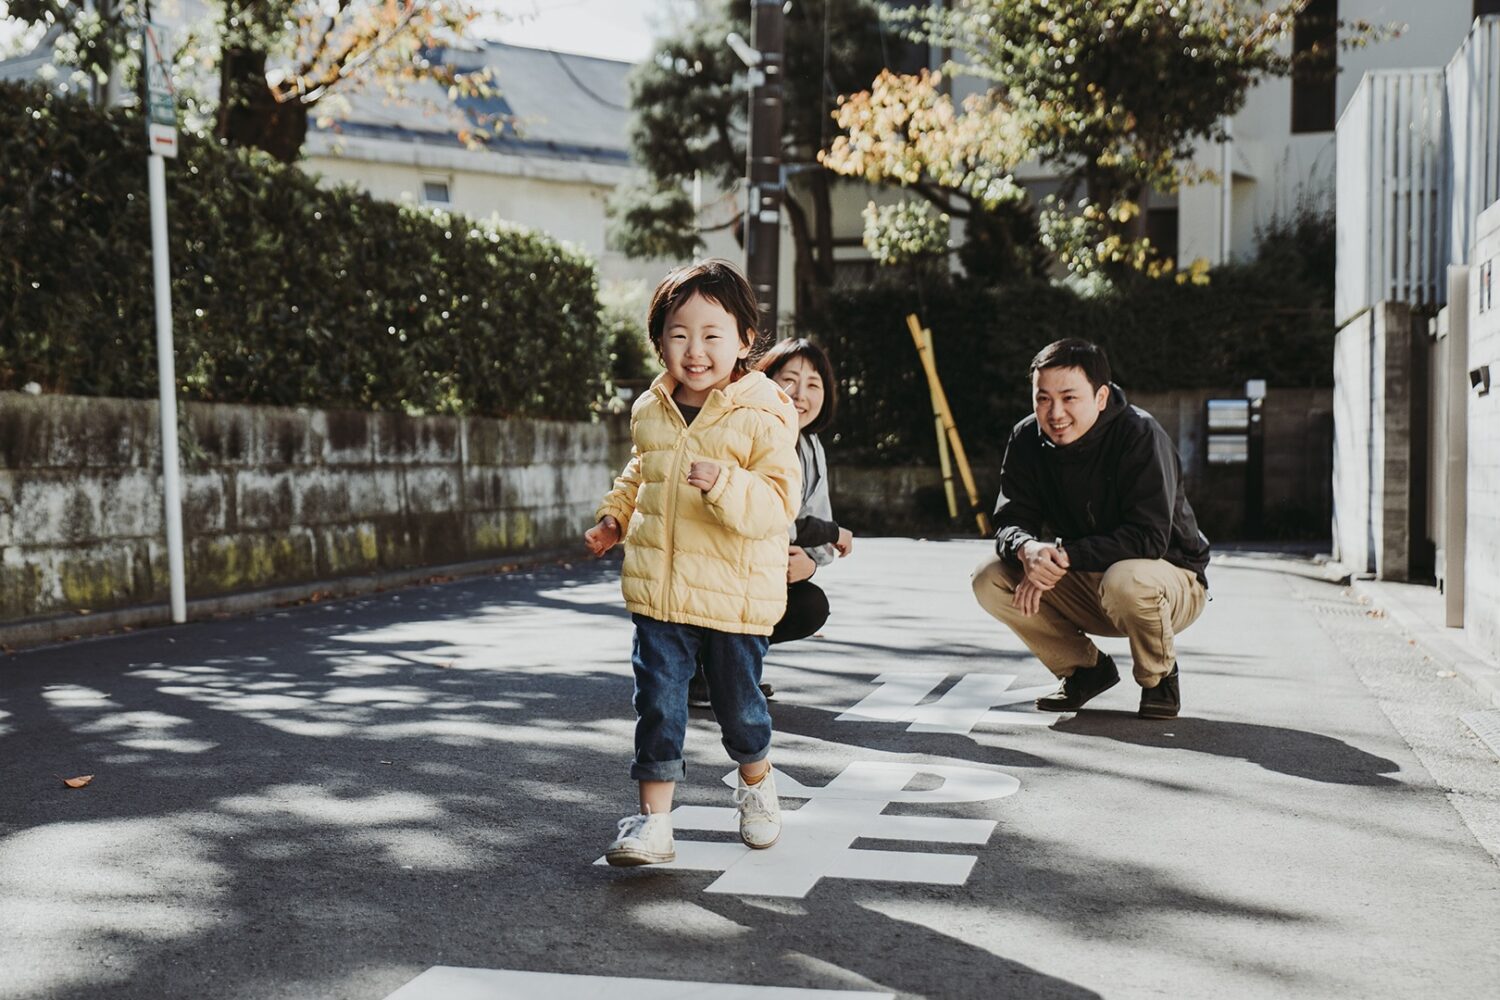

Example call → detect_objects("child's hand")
584 515 622 556
686 461 722 492
835 527 854 557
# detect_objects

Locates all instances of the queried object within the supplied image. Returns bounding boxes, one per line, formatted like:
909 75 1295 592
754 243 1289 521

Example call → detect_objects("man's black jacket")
992 383 1211 587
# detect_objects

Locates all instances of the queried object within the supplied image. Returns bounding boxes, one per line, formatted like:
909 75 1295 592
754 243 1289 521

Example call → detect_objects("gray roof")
316 42 637 165
0 33 638 166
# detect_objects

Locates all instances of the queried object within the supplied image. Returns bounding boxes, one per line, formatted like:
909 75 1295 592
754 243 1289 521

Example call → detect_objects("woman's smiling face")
772 354 825 431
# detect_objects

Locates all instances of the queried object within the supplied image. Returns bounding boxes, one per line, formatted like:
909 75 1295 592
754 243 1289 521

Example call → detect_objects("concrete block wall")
0 393 613 627
825 388 1332 542
1332 303 1419 578
1123 387 1333 542
1333 311 1375 573
1467 202 1500 661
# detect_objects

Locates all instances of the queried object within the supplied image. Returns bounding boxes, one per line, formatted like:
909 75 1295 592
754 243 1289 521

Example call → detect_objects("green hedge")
802 237 1334 465
0 82 607 419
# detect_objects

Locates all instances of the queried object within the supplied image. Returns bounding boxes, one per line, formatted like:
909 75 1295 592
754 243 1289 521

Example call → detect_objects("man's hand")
787 546 817 583
1011 577 1045 617
834 527 854 557
687 461 722 492
1020 539 1070 588
584 515 622 557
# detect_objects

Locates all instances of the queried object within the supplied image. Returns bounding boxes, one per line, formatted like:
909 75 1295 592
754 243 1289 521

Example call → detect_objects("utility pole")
732 0 785 340
143 19 188 623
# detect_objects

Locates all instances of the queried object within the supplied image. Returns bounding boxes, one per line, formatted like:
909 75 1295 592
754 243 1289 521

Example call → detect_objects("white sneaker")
733 767 782 849
605 810 675 867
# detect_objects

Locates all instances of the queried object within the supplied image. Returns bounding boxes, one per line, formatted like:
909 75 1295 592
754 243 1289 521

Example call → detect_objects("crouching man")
971 339 1211 719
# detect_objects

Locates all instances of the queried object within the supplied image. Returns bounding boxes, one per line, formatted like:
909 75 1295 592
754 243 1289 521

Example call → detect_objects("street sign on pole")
743 0 785 341
143 20 188 623
142 22 178 158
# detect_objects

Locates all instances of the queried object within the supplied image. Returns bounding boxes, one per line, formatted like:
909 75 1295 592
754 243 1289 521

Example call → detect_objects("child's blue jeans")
629 613 772 782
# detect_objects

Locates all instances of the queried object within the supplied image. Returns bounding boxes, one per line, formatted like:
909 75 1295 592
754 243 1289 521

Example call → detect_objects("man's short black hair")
1029 338 1112 392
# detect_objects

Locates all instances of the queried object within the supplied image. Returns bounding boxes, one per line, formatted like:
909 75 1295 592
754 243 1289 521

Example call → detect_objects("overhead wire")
544 45 630 111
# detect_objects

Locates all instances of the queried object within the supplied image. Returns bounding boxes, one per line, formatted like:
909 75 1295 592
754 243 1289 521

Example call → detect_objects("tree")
215 0 489 163
609 0 891 313
822 0 1389 281
5 0 135 104
3 0 494 162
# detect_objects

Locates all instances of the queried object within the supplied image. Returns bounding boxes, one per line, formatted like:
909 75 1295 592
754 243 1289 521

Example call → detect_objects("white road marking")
595 761 1019 897
382 967 894 999
837 672 1063 733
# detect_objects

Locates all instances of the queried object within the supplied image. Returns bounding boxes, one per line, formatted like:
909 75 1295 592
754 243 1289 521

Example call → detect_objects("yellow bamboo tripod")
907 313 992 536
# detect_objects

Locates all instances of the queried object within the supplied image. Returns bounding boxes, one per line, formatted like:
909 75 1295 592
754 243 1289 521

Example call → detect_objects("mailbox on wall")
1203 382 1267 538
1206 399 1250 464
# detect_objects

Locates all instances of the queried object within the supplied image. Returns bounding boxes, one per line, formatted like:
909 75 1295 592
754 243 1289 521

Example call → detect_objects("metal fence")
1336 17 1500 326
1334 69 1448 325
1446 17 1500 273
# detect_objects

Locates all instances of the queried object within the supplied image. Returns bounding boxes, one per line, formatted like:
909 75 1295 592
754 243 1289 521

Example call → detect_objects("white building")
302 40 756 297
1330 11 1500 663
1162 1 1486 269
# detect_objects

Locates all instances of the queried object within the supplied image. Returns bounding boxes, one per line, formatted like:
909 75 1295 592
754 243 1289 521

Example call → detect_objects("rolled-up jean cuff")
724 741 770 766
631 758 686 782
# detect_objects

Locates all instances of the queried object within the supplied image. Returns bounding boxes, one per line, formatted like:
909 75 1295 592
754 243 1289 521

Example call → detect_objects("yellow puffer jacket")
597 370 801 635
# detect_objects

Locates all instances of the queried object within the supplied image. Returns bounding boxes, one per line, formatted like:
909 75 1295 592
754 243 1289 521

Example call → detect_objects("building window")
1477 1 1500 17
422 179 451 206
1291 0 1338 134
1145 207 1180 266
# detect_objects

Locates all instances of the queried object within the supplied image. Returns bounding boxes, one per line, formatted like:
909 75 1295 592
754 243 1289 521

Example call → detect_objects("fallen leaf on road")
61 774 94 788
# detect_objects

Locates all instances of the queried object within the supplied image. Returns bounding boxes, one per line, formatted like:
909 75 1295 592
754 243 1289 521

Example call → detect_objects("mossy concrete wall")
0 393 615 629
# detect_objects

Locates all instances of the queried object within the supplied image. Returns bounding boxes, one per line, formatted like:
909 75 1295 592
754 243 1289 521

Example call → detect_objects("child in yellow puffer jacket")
584 259 801 867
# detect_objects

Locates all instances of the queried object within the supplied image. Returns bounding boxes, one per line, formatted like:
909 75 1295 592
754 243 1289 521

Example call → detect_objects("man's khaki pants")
971 553 1207 687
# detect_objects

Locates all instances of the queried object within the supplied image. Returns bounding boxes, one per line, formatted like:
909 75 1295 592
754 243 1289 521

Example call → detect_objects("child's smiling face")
661 292 753 407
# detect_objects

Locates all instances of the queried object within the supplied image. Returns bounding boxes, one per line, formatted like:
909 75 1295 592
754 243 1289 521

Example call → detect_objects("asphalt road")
2 538 1498 999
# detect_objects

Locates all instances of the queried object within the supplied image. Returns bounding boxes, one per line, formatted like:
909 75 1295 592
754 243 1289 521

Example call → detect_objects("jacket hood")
647 370 798 433
1042 381 1129 452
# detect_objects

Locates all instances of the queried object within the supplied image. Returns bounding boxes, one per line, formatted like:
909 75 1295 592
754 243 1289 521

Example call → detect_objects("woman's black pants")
770 580 830 646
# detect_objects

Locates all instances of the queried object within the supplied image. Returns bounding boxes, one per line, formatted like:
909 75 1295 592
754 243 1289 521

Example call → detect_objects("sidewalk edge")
1350 581 1500 711
0 547 579 656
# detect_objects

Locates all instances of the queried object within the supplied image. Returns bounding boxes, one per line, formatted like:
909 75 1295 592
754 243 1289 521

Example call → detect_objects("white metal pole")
1220 117 1233 264
148 151 187 622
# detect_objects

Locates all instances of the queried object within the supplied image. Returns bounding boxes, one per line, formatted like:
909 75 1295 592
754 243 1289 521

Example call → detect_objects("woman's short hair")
757 338 838 434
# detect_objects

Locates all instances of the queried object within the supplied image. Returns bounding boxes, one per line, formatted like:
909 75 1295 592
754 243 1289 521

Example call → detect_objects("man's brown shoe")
1035 653 1120 712
1138 664 1181 719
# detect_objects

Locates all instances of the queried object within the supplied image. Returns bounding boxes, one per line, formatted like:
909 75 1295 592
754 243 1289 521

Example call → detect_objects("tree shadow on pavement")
1052 712 1401 785
694 894 1105 1000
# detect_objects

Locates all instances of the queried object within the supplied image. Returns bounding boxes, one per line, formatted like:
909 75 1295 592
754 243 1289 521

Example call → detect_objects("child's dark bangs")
676 278 753 338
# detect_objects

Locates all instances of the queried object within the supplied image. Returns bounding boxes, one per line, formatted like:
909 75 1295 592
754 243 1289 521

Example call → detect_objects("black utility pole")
744 0 785 340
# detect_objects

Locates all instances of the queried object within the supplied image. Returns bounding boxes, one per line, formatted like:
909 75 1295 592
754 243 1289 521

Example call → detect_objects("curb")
0 546 581 656
1350 580 1500 711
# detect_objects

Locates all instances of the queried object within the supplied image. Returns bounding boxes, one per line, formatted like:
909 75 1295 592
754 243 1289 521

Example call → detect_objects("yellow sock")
742 766 769 785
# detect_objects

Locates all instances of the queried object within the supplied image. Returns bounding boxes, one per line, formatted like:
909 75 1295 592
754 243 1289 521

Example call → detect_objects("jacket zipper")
660 387 689 614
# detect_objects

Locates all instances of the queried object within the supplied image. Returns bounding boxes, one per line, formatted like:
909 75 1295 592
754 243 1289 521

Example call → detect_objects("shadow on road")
1053 712 1401 785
